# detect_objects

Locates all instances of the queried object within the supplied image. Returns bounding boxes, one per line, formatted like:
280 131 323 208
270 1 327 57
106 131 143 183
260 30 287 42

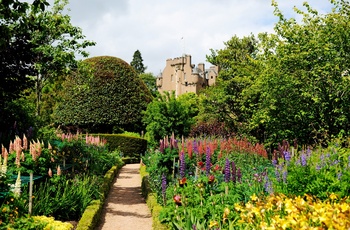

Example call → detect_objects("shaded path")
95 163 153 230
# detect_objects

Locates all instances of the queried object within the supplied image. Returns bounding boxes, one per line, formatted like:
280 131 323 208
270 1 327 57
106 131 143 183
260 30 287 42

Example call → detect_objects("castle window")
171 74 173 82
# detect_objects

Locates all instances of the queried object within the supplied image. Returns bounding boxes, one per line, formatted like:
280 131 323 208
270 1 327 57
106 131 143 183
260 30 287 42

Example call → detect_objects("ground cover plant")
143 136 350 229
0 133 124 228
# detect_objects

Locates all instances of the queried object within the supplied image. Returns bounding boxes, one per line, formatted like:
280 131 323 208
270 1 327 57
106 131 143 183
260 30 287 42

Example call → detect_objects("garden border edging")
76 163 123 230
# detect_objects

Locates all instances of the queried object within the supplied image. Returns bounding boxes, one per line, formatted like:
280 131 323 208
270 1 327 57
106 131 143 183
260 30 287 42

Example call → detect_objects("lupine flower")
205 146 211 175
237 168 242 183
301 153 307 166
180 151 186 178
282 168 288 183
284 151 291 161
348 155 350 168
337 172 342 180
159 140 164 153
264 175 273 194
224 158 230 183
231 161 236 183
48 168 53 177
192 224 197 230
161 173 167 203
193 140 198 155
57 165 62 176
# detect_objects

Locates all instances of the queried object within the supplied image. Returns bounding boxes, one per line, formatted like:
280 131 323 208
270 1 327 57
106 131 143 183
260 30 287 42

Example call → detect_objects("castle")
156 55 218 97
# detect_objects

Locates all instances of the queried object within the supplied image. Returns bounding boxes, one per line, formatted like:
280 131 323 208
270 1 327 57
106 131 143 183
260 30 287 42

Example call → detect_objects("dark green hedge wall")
93 134 147 159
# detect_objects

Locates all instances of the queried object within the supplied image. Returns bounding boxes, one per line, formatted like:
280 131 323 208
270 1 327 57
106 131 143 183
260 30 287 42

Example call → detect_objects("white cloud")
62 0 334 75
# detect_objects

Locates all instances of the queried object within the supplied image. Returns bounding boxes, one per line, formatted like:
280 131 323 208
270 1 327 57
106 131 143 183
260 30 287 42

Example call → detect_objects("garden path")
95 163 153 230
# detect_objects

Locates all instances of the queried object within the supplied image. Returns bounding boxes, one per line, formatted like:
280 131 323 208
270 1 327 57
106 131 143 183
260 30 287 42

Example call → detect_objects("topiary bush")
54 56 153 133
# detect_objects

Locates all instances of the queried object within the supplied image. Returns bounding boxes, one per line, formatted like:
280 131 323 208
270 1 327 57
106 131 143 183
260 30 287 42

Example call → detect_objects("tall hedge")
54 56 153 133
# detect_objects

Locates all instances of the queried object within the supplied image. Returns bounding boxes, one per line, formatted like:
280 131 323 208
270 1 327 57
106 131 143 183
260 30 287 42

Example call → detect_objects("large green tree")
54 56 153 133
204 35 262 138
130 50 146 74
29 0 95 117
142 91 198 144
252 0 350 145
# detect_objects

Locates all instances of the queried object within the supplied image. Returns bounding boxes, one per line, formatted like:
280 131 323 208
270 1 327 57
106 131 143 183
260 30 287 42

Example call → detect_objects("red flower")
179 177 187 187
208 174 215 184
173 195 182 205
197 161 204 167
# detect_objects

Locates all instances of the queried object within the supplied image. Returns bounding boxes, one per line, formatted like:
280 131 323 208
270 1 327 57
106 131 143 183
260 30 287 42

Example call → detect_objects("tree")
205 35 262 138
252 0 350 146
0 0 49 107
139 73 158 97
130 50 146 74
54 56 153 133
29 0 95 117
0 0 49 143
142 91 198 144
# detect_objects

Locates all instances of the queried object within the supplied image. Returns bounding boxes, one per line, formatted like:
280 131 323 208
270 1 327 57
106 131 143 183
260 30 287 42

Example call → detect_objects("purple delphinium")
180 151 186 178
236 168 242 183
231 161 236 183
205 146 211 175
224 158 231 182
282 168 287 183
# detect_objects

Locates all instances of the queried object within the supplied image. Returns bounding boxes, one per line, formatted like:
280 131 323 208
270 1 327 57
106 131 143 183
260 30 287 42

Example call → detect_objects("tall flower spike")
224 158 230 183
231 161 236 183
180 151 186 179
205 146 211 176
57 165 62 176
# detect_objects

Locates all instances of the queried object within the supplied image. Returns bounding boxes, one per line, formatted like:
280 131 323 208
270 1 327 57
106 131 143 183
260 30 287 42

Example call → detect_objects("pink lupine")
48 168 53 177
57 165 61 176
23 134 28 150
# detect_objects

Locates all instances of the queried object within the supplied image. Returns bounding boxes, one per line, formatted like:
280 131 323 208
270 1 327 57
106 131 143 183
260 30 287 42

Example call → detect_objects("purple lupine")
272 158 278 167
348 155 350 168
264 175 273 194
284 151 291 161
180 151 186 178
205 146 211 176
337 172 342 180
282 168 287 183
301 153 307 166
224 158 231 182
231 161 236 183
192 224 197 230
236 168 242 183
161 173 167 201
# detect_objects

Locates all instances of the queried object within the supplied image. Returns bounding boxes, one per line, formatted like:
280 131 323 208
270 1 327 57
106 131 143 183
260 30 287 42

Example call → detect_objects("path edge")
140 164 170 230
76 163 123 230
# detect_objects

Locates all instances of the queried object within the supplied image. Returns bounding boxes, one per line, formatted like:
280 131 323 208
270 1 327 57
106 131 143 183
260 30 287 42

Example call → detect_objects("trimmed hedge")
140 164 170 230
93 134 147 159
76 164 122 230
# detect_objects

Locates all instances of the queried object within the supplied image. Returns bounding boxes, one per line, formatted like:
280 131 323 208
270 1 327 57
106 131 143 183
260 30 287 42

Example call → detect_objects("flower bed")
142 136 350 229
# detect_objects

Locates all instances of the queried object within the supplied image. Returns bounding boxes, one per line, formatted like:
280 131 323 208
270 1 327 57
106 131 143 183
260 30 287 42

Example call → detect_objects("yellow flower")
223 207 230 219
251 193 258 202
2 207 6 213
209 220 218 228
329 193 337 200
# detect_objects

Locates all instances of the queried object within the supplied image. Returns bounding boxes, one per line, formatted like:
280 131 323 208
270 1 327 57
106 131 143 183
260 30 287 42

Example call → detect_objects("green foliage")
130 49 147 74
139 72 158 97
30 175 101 221
142 91 199 144
54 56 152 133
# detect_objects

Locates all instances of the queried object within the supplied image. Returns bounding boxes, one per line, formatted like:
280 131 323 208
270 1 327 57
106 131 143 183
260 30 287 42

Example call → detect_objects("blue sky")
63 0 334 75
